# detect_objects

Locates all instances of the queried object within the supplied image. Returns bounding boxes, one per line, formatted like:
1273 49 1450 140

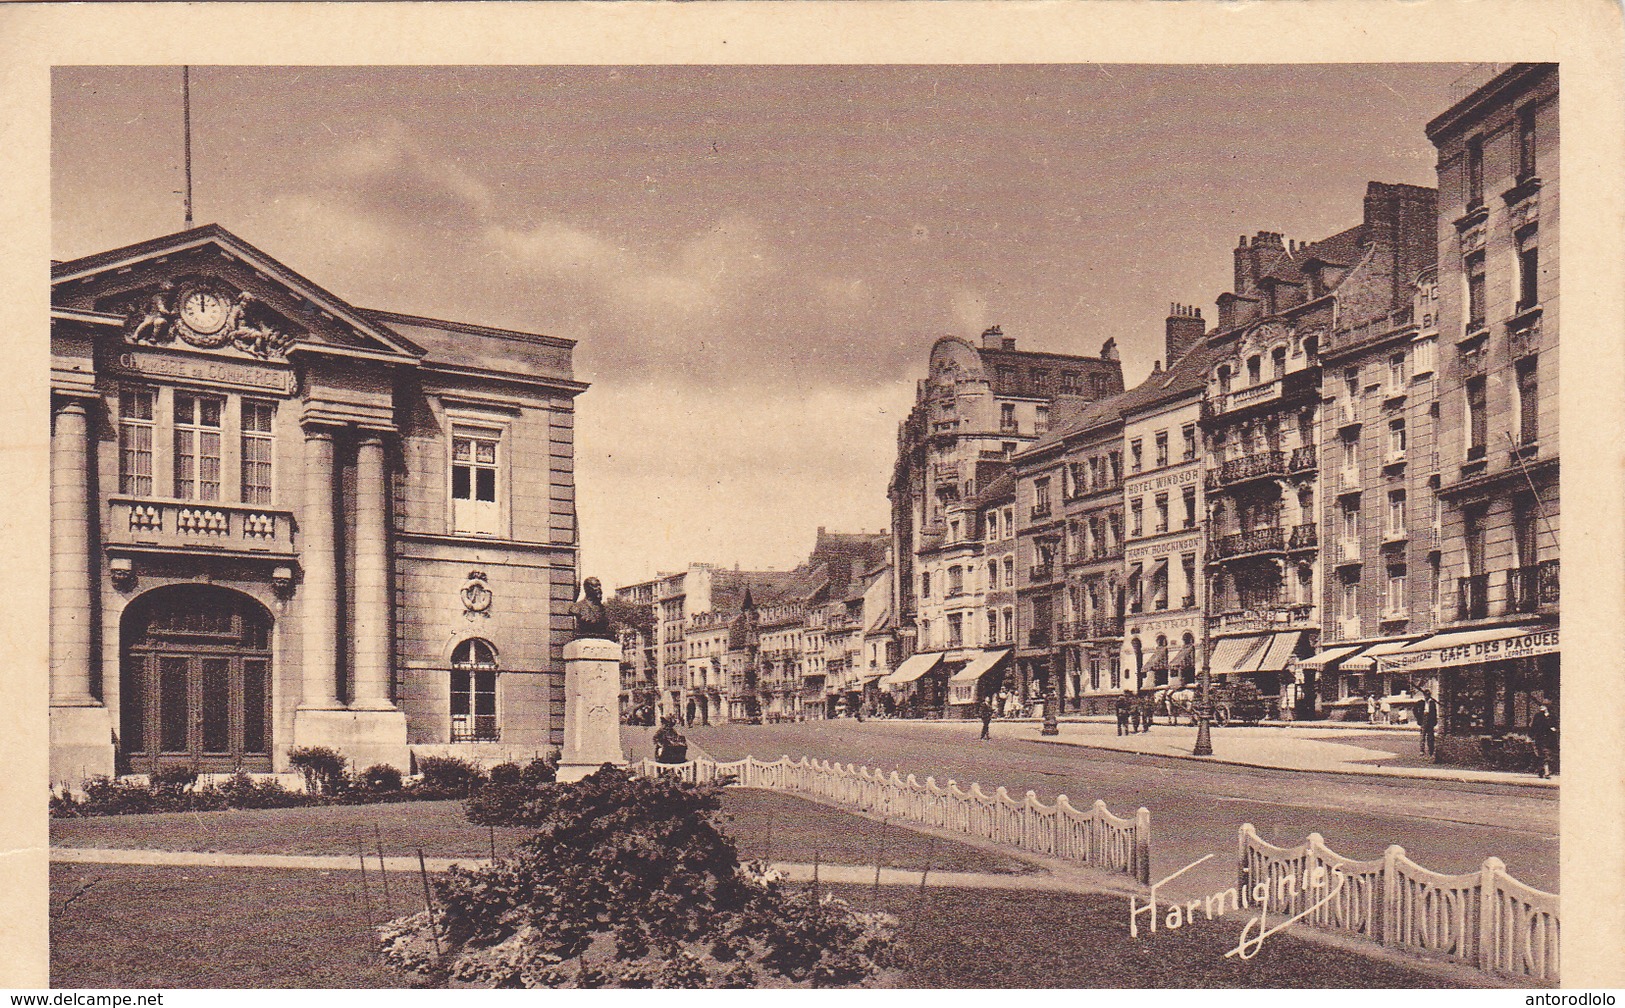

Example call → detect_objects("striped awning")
880 652 943 687
1301 644 1365 670
1252 632 1304 673
1340 638 1418 672
1209 635 1267 676
1383 626 1559 671
949 649 1011 685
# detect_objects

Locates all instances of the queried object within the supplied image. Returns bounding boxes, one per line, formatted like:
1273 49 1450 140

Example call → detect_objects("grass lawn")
51 787 1031 875
50 864 1473 988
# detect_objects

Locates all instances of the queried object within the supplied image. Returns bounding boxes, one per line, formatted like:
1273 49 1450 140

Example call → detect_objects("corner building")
50 226 585 784
1416 64 1559 763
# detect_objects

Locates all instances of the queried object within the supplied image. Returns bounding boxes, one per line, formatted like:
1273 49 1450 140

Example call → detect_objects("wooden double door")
119 584 273 773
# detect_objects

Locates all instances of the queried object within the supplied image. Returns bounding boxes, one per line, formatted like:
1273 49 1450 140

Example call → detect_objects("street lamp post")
1041 658 1060 736
1193 580 1214 756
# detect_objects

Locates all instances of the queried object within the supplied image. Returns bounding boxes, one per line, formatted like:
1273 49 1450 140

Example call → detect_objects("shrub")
416 755 485 796
359 764 404 794
150 765 199 795
520 751 559 787
288 746 348 795
488 762 522 787
380 766 896 987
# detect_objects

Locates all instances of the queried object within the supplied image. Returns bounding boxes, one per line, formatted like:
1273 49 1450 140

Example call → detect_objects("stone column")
300 427 341 709
350 433 395 710
50 395 113 784
50 398 97 706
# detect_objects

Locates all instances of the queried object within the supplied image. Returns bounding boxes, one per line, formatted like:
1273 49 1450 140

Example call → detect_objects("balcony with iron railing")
1201 378 1282 420
108 497 297 556
1505 560 1561 614
1288 446 1317 473
1288 523 1318 550
1215 450 1286 488
1210 525 1285 561
1211 603 1317 633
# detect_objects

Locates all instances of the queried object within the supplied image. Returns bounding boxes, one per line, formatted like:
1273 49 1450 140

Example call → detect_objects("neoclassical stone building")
50 225 585 784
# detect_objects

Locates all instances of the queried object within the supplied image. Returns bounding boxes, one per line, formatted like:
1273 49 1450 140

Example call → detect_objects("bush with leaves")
378 766 897 988
415 755 486 797
519 752 559 787
358 764 405 794
288 746 349 795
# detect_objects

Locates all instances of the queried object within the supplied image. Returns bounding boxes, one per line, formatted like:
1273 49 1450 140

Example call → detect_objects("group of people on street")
1114 689 1159 736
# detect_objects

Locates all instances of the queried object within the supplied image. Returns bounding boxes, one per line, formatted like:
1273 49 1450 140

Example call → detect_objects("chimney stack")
981 325 1005 350
1164 303 1206 364
1099 337 1119 363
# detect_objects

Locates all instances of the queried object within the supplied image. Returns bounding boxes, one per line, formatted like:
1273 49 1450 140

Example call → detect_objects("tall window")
1003 557 1014 587
1035 406 1050 435
1217 365 1232 396
1517 226 1540 312
1150 559 1169 611
1000 403 1017 432
240 400 275 505
173 392 223 501
1466 137 1484 208
1154 431 1169 468
1130 498 1144 538
987 559 999 590
1517 357 1540 445
1386 564 1407 615
1033 477 1051 516
1387 490 1406 536
1340 498 1360 546
1247 356 1262 385
1465 376 1488 460
1465 251 1487 331
1340 577 1358 622
1128 563 1144 613
1388 418 1407 458
1108 450 1122 484
1517 105 1537 180
1341 432 1358 475
1002 608 1014 643
1154 493 1169 534
1130 439 1143 473
920 572 931 599
118 387 156 496
1182 424 1197 461
451 426 501 534
451 638 499 743
1389 351 1408 390
1182 485 1197 528
988 610 1000 643
1271 347 1287 380
1181 553 1197 607
947 613 964 647
948 565 964 596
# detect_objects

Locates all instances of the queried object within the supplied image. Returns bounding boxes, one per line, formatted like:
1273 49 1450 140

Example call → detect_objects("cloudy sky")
53 64 1469 590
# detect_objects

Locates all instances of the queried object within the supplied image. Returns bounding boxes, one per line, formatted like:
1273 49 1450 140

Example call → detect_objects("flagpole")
182 65 194 228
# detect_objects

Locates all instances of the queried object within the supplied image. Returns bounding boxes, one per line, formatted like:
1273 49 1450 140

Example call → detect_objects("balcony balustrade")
1211 525 1285 560
1029 563 1055 583
1288 523 1318 550
1505 560 1561 614
1288 446 1317 473
107 497 296 555
1202 378 1283 420
1217 450 1286 487
1212 603 1316 632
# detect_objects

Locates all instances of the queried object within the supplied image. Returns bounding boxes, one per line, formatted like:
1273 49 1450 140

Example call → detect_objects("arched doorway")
120 584 273 773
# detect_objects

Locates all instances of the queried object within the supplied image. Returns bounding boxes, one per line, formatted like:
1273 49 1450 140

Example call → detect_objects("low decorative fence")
631 754 1150 884
1238 824 1559 983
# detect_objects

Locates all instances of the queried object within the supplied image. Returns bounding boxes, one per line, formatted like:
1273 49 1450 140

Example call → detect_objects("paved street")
671 719 1559 899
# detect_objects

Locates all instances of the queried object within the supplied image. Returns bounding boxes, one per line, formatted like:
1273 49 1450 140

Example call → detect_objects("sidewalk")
890 717 1558 788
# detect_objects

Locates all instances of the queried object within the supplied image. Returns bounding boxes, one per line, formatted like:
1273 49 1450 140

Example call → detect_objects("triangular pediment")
52 225 424 364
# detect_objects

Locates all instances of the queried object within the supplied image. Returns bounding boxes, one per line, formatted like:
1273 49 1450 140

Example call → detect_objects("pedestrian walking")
1417 689 1439 757
685 698 697 728
1138 692 1154 734
1128 691 1142 734
1365 693 1377 723
1530 698 1558 778
1114 690 1131 735
1377 694 1392 725
978 699 993 740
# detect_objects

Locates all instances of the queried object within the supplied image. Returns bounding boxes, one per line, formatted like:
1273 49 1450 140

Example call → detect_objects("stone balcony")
106 496 297 557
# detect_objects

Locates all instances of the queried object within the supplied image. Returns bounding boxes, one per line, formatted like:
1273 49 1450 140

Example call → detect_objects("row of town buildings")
616 64 1559 766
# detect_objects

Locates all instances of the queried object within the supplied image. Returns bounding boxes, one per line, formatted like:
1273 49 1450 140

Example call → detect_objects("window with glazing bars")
118 387 156 496
240 399 275 505
173 392 224 501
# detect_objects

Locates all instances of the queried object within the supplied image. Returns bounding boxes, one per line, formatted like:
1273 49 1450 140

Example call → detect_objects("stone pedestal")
557 637 626 782
49 705 115 786
290 707 409 775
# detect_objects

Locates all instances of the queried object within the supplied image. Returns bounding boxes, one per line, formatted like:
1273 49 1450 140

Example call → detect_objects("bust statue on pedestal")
557 575 626 781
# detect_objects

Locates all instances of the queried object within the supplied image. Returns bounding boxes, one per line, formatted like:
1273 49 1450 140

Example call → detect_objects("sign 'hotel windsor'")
49 225 585 784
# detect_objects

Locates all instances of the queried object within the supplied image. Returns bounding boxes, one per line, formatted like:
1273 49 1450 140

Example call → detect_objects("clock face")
179 285 231 334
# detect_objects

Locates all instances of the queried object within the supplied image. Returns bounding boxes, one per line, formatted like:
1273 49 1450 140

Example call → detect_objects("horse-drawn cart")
1165 681 1270 726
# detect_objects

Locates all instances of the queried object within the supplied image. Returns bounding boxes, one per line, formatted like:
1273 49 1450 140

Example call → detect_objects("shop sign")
1389 627 1559 671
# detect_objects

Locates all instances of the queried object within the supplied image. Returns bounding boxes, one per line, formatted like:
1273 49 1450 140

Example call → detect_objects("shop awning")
1251 631 1304 673
1143 645 1170 674
1301 644 1365 670
1383 625 1559 672
880 652 942 687
1209 635 1267 676
1170 644 1195 674
1341 638 1419 672
949 649 1011 685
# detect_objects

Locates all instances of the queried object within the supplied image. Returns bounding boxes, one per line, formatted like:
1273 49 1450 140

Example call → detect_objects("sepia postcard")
2 0 1622 995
